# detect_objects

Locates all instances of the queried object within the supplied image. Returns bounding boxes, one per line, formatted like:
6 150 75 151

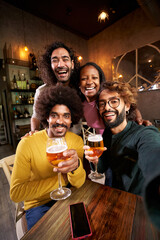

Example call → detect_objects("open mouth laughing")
55 68 69 79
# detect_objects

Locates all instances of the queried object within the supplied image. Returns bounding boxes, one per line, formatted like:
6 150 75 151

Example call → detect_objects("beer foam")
46 145 67 153
88 134 103 142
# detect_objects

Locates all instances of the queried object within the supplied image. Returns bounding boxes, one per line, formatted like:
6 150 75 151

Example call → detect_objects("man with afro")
10 85 86 230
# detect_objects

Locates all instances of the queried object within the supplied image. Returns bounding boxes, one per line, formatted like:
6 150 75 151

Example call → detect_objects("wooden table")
21 180 160 240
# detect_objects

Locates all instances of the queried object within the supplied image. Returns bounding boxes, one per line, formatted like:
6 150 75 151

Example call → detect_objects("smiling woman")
78 62 106 134
80 65 100 102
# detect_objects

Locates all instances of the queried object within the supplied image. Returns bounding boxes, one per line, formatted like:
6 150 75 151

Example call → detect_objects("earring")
126 110 129 115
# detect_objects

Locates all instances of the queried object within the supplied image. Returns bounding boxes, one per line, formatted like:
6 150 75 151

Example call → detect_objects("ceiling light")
98 11 109 22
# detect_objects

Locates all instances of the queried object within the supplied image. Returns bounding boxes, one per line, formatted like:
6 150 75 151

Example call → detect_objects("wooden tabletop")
21 180 160 240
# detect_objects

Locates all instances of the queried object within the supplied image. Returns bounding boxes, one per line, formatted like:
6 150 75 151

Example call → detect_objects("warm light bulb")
20 47 29 60
24 46 28 52
78 56 83 61
98 11 109 22
118 74 123 78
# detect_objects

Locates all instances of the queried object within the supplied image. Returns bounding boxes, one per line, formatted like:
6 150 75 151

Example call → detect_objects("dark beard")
102 106 126 129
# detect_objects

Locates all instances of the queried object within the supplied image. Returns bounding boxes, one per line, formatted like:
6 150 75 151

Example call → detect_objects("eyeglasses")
97 97 120 110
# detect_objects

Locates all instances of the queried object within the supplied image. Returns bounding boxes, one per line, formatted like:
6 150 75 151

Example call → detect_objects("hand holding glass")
46 137 71 200
87 134 104 179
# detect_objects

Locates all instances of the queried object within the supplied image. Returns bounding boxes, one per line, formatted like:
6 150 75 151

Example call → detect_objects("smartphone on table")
69 202 92 239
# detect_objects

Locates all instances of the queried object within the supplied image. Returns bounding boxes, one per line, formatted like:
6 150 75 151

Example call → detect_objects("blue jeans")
105 168 112 187
26 200 56 230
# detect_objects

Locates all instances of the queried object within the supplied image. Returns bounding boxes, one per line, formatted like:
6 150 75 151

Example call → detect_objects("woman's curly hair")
38 41 80 88
78 62 106 101
98 81 138 120
35 84 83 128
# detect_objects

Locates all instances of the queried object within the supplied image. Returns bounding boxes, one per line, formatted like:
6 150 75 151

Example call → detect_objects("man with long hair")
31 41 80 132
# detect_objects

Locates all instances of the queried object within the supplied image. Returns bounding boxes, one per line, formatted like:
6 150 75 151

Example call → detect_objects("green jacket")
98 121 160 230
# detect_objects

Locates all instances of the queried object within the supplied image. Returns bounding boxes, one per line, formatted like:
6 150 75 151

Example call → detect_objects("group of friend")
10 41 160 231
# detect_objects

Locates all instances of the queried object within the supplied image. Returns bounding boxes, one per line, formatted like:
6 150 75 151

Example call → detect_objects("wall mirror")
112 40 160 91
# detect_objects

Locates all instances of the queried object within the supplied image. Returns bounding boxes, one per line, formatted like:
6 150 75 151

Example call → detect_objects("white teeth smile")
105 113 115 116
86 87 95 90
56 127 64 131
58 71 67 74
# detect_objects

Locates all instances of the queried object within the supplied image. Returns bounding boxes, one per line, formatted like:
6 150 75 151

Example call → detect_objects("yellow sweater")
10 130 86 210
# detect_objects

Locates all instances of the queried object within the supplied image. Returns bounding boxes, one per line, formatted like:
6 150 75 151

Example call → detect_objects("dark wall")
137 89 160 124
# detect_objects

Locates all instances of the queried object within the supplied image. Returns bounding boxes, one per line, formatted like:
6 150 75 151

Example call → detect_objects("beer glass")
46 137 71 200
87 134 104 179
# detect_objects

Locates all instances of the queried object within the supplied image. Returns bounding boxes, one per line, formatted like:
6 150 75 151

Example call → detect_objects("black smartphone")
69 202 92 239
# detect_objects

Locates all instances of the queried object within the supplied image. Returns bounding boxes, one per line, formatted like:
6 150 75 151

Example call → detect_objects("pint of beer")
87 134 104 158
46 145 68 167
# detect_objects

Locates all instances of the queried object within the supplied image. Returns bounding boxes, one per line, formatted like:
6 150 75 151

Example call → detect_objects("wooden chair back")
0 154 27 239
0 154 15 184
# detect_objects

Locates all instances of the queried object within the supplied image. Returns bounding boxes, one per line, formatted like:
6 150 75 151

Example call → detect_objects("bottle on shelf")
28 94 32 104
19 93 22 104
29 53 38 70
1 59 7 82
35 67 39 78
13 107 23 119
15 93 19 104
31 93 34 104
10 79 14 89
23 73 27 89
16 108 23 118
21 95 27 104
13 107 18 119
26 80 30 90
17 70 22 89
13 75 18 89
24 108 30 118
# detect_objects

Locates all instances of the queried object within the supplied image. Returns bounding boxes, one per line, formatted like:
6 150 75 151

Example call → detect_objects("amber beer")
87 134 104 158
46 145 68 168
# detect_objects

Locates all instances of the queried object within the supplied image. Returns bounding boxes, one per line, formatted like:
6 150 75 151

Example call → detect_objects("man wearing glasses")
84 81 160 230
